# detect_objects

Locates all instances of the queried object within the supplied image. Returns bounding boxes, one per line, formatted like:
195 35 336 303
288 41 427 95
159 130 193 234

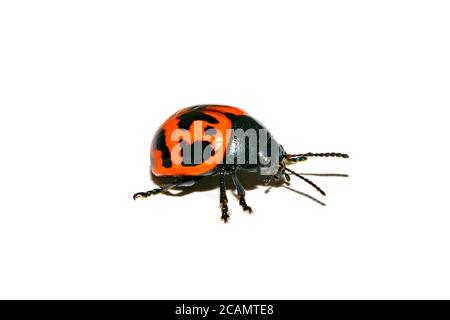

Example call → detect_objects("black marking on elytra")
179 139 187 158
224 112 239 122
154 129 172 168
181 140 213 166
177 111 219 130
224 114 263 130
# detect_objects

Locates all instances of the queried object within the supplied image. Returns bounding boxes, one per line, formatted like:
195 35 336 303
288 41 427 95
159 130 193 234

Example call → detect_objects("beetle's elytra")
134 104 349 223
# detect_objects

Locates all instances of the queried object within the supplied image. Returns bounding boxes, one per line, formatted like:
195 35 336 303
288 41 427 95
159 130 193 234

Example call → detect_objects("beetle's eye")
286 155 308 163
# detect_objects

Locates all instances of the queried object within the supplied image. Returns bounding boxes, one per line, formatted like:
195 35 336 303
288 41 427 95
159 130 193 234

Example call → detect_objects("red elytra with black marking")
134 104 349 223
151 105 247 177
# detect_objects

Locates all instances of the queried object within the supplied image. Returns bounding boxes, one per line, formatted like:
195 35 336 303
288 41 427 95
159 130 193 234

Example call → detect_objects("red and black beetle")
134 104 349 222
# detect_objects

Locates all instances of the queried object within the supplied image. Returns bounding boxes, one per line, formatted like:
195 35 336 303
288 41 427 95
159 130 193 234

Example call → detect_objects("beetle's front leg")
264 164 289 185
219 167 230 223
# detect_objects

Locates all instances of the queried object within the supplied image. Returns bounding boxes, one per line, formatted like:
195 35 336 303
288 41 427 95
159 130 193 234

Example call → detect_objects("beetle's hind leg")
133 184 173 200
219 167 231 223
133 178 199 200
231 173 253 214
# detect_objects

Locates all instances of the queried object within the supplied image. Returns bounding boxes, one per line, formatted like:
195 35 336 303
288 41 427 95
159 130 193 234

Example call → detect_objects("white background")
1 1 449 299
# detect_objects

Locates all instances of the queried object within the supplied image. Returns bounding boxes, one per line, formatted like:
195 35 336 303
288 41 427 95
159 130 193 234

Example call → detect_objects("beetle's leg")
264 164 289 185
133 184 174 200
231 173 253 214
133 177 199 200
219 167 230 223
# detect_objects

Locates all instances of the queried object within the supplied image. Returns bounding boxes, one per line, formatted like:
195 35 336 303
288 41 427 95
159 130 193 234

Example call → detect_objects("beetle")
133 104 349 222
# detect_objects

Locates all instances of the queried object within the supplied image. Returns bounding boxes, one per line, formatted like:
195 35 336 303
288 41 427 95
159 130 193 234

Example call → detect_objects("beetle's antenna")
284 167 326 196
290 152 349 159
286 152 349 163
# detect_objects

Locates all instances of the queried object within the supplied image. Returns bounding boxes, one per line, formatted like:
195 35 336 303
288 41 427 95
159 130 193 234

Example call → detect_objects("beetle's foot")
239 196 253 214
284 172 291 183
133 192 150 200
133 188 163 200
220 203 230 223
264 174 281 185
221 214 230 223
264 176 274 185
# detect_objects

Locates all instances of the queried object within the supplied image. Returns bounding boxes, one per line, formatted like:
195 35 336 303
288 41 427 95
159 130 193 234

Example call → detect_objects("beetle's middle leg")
231 172 253 214
133 177 200 200
219 167 230 223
